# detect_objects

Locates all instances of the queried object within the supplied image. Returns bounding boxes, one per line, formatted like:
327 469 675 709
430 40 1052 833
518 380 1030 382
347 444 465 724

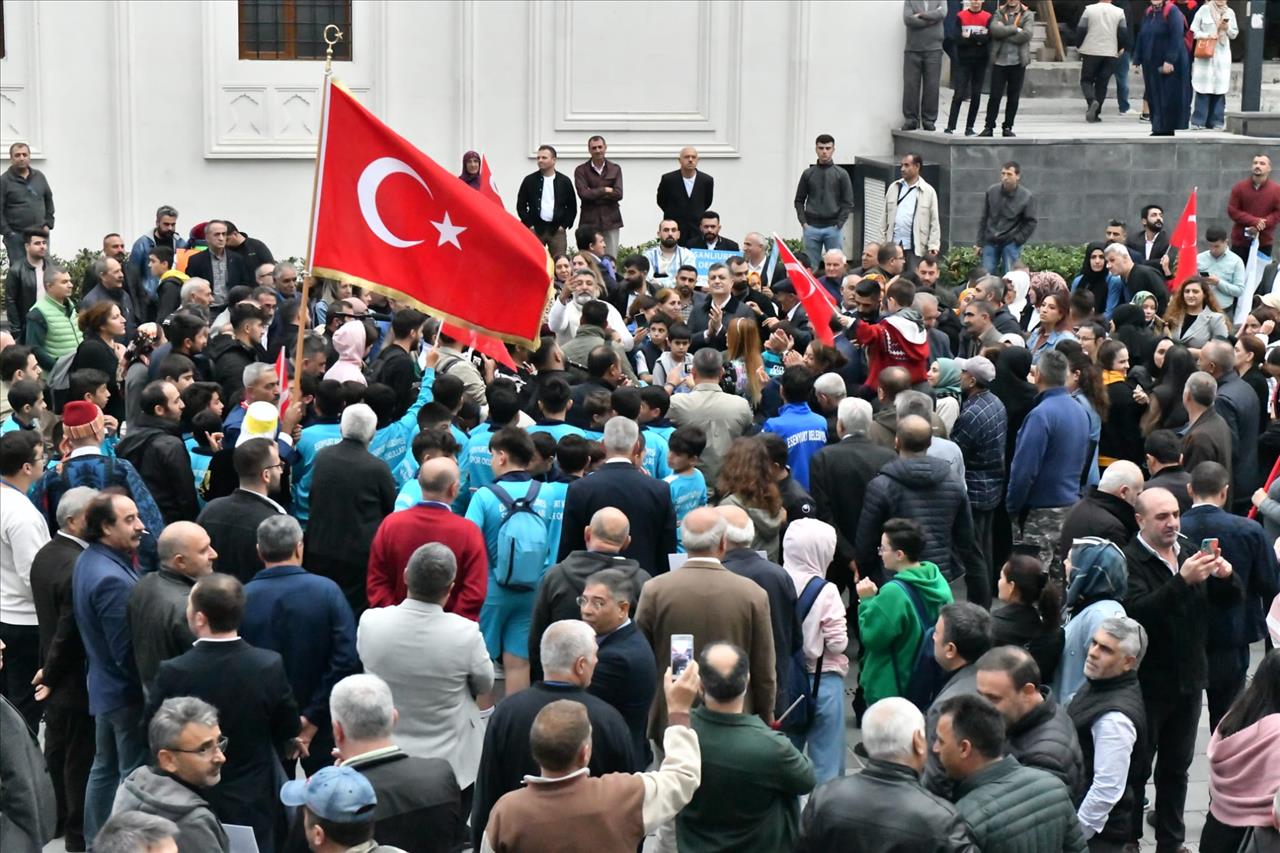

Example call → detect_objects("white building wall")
2 0 906 261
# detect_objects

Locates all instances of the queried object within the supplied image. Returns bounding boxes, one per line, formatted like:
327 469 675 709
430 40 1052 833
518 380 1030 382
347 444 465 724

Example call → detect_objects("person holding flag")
836 277 930 390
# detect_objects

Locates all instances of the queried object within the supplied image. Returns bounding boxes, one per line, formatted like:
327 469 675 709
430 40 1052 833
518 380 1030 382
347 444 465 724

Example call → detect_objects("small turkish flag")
478 155 503 208
274 347 291 416
311 81 552 346
1169 187 1198 290
775 236 837 346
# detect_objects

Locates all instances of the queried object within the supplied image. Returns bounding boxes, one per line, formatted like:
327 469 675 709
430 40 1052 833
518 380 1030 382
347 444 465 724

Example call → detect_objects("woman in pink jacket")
781 518 847 785
1203 650 1280 852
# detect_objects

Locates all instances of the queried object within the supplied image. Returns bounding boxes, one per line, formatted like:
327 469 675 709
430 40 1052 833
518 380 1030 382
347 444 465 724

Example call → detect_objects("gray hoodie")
112 765 230 853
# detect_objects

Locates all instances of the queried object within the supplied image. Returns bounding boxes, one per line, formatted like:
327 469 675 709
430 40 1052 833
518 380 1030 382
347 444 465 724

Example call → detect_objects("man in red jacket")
1227 153 1280 260
366 456 487 619
838 277 930 390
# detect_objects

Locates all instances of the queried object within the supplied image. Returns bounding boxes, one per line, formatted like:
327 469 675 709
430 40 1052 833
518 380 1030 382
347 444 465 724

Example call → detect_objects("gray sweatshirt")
794 162 855 229
904 0 947 51
112 765 231 853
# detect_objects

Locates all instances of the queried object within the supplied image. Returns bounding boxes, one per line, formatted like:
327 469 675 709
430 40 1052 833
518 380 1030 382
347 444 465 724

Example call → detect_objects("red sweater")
851 310 930 388
1227 177 1280 250
366 503 488 619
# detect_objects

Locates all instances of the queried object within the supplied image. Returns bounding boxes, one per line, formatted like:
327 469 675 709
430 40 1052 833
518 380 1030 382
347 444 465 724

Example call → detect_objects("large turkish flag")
310 81 552 346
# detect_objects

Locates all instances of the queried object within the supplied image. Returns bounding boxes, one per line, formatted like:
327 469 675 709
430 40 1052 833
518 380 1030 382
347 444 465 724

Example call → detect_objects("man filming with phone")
1121 486 1242 852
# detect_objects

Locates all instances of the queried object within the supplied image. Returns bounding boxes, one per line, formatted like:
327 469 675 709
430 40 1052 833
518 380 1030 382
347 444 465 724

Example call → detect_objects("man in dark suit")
516 145 577 259
559 417 677 576
807 398 898 601
184 220 252 305
656 147 714 243
688 263 754 352
146 574 300 853
1124 204 1171 268
128 522 214 690
718 505 802 719
682 211 740 252
1180 372 1234 480
197 438 287 584
579 568 657 767
471 620 638 850
29 485 95 852
1200 341 1261 513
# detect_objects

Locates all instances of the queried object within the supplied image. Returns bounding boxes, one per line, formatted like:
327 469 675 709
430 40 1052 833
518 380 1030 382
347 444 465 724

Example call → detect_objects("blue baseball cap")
280 765 377 822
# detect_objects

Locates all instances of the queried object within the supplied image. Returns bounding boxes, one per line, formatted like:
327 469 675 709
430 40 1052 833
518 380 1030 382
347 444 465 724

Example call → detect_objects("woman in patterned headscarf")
1023 271 1070 334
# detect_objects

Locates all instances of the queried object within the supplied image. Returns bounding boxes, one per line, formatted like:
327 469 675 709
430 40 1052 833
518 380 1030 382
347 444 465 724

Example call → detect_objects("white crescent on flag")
357 157 432 248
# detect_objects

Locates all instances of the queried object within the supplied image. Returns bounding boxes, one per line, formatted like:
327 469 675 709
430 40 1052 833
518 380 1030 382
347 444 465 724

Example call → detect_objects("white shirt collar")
236 487 287 515
604 456 634 465
57 531 90 548
1136 533 1179 575
68 445 104 459
195 636 241 643
521 766 591 785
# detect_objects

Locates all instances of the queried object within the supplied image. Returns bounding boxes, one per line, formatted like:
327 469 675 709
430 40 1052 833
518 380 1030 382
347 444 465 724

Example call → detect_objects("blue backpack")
487 481 549 592
891 579 946 711
778 576 828 735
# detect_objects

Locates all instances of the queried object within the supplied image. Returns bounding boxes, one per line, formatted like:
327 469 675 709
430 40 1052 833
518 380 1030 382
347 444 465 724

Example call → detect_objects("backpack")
890 579 947 711
48 352 77 414
487 481 549 592
777 576 828 735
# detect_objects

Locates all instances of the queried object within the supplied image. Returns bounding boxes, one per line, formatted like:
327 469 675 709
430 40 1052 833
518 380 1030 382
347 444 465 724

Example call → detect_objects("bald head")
879 366 912 400
418 456 460 501
681 506 727 557
699 642 749 710
717 504 754 548
586 507 630 552
896 414 932 455
1136 486 1177 517
156 521 216 579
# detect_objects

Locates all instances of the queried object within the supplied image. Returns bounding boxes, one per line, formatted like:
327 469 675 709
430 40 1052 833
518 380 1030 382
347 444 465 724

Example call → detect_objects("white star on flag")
431 211 466 249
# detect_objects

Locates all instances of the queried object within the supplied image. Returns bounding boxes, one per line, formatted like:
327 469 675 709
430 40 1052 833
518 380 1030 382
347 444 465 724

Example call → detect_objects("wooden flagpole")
291 24 344 407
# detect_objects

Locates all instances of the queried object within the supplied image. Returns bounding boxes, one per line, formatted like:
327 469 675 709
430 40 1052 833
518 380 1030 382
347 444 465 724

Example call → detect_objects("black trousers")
1080 55 1117 106
1199 811 1250 853
44 703 95 851
985 63 1027 131
1206 646 1249 734
947 58 987 131
972 507 996 608
1137 687 1200 849
0 622 41 732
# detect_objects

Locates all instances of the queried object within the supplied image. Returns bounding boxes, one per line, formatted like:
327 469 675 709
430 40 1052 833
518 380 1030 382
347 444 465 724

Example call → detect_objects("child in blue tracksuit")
465 428 565 692
664 426 708 552
761 367 828 491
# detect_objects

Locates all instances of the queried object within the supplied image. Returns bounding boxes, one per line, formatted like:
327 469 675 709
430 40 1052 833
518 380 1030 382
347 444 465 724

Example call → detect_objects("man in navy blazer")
559 417 678 576
1179 461 1280 731
580 568 657 766
240 515 359 775
656 147 714 244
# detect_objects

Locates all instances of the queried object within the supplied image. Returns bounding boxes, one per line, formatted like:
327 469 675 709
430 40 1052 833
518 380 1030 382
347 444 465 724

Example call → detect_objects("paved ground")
43 616 1266 853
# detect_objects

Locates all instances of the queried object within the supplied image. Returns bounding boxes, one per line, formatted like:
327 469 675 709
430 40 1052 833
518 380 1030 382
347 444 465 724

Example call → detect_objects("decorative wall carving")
0 1 44 157
526 0 742 159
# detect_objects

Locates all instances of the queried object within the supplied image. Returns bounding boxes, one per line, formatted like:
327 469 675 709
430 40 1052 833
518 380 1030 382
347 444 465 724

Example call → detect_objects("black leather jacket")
796 757 979 853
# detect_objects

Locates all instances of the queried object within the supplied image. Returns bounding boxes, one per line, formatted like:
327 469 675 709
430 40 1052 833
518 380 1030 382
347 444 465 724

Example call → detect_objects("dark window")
238 0 352 61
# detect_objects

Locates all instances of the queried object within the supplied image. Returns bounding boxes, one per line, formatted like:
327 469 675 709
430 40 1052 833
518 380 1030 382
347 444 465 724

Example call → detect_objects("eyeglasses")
576 595 611 609
167 736 228 758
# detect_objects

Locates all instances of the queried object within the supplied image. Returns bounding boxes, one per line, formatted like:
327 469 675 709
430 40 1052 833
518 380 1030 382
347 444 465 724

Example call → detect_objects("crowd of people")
903 0 1240 136
1 108 1280 853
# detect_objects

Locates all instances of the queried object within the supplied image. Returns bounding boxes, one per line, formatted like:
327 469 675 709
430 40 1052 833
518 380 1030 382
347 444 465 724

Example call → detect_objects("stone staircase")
941 19 1279 125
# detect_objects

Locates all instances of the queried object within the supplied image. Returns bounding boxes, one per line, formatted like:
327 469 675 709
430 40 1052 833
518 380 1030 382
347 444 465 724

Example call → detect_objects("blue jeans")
802 225 843 271
84 703 147 849
1192 92 1225 129
1113 49 1130 112
788 672 846 785
982 241 1022 275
